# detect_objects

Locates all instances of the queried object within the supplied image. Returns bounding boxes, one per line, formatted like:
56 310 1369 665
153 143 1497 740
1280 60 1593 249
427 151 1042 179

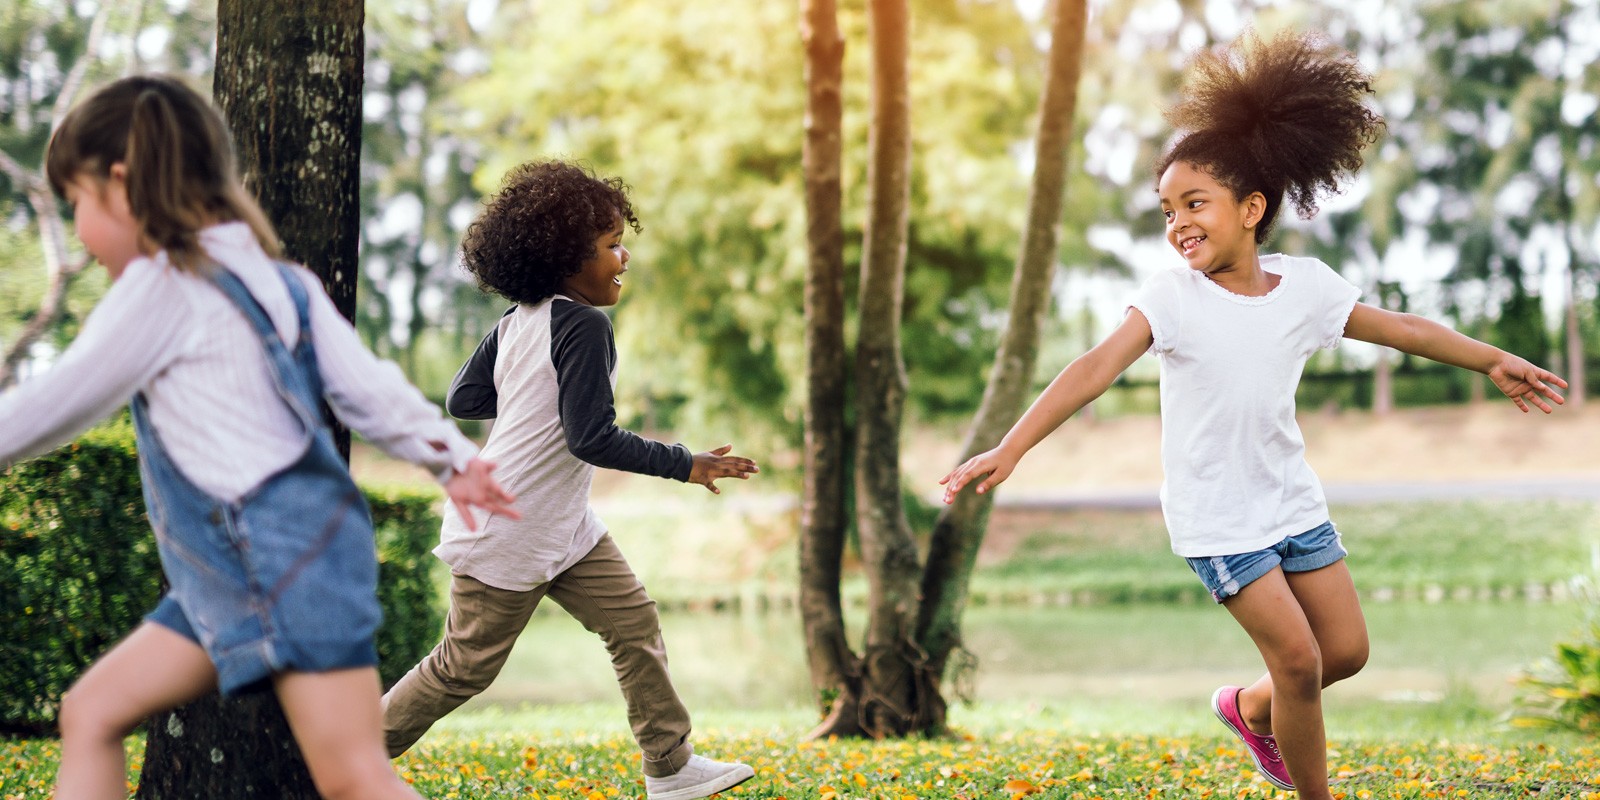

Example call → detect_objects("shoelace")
1261 735 1283 763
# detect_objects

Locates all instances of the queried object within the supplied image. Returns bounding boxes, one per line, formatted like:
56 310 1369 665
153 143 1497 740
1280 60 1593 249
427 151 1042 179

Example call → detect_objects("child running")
940 32 1566 799
0 74 518 799
380 160 758 800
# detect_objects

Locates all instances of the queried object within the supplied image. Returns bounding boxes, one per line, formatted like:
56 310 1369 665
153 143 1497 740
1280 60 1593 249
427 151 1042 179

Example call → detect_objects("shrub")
0 421 443 735
1514 542 1600 734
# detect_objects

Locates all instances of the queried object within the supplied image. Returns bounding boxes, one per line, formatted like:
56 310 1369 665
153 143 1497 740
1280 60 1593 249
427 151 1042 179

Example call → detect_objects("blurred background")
3 0 1599 734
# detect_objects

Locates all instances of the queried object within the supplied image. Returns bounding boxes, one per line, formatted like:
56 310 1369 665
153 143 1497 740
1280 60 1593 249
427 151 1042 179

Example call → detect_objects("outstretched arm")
1344 302 1567 413
940 309 1154 501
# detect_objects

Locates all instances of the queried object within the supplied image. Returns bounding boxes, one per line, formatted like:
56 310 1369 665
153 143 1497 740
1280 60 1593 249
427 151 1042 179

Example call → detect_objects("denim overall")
135 263 381 694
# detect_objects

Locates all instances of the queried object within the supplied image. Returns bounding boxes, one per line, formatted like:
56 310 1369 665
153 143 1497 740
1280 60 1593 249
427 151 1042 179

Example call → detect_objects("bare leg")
1238 561 1370 734
1222 568 1334 800
55 623 218 800
273 667 422 800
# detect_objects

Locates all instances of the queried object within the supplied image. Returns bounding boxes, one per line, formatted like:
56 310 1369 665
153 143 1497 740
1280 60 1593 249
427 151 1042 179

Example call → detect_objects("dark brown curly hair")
460 160 640 304
1157 31 1385 244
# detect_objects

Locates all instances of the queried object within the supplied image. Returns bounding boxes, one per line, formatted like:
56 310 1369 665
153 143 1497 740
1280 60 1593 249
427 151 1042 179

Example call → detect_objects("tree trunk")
1565 257 1586 408
137 1 364 796
847 0 929 740
797 0 863 737
1371 348 1393 415
914 0 1089 731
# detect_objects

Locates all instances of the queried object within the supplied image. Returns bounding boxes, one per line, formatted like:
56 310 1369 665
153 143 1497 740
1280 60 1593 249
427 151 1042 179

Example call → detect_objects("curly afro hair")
1157 30 1385 244
460 160 641 304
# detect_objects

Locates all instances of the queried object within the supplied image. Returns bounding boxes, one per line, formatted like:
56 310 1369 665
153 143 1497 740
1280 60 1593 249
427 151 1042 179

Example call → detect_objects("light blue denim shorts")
1184 521 1347 604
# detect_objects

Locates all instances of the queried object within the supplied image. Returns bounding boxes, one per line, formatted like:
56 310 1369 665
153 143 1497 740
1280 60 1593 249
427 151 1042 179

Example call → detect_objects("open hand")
445 457 520 531
939 447 1017 504
689 443 759 494
1487 355 1568 414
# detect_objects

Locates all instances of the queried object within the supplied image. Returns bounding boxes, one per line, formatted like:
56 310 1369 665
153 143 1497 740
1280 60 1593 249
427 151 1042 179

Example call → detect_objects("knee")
58 686 132 744
422 651 496 695
1323 638 1370 685
307 758 399 800
592 602 663 650
1269 643 1323 699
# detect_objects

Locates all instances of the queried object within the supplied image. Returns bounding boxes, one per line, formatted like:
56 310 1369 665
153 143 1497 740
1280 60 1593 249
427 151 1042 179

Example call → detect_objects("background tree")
136 0 363 795
800 0 1089 737
797 0 854 730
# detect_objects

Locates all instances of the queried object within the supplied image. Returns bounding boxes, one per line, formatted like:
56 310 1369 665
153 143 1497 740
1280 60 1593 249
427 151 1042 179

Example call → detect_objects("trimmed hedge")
0 419 443 736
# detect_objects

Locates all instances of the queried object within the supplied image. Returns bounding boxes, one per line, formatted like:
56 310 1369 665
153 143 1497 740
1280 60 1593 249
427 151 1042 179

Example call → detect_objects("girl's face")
64 168 142 278
1158 161 1264 275
559 216 629 307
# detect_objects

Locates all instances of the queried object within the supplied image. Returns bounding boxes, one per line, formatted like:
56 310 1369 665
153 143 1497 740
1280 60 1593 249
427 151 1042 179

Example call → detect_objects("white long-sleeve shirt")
0 222 476 501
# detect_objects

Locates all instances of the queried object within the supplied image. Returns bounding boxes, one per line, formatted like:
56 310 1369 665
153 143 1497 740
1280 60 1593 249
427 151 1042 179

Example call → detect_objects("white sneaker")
644 754 755 800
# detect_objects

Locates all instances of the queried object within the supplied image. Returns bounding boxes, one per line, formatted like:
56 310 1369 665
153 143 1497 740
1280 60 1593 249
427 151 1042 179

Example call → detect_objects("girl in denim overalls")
0 74 518 799
941 33 1566 800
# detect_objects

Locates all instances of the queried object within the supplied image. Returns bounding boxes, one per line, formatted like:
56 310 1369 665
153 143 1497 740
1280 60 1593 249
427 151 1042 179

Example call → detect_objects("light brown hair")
46 74 279 272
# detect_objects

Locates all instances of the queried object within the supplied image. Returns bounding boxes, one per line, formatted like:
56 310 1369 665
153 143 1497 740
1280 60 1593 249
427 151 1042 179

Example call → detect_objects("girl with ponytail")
942 32 1565 798
5 74 519 799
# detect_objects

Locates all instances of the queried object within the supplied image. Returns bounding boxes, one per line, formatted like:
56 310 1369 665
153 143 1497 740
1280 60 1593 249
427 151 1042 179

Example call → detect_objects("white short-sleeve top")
1128 254 1361 557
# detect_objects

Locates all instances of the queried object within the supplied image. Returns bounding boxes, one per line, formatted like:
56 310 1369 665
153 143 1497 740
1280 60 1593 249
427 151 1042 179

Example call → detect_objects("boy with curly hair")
381 160 758 800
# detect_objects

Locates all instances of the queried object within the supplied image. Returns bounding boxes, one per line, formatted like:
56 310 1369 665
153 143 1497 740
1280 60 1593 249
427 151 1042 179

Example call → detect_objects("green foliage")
1515 542 1600 735
367 483 446 690
0 421 444 734
0 417 158 736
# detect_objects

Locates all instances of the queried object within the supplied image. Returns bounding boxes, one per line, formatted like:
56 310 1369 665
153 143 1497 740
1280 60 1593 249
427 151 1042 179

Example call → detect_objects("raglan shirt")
432 296 693 591
1128 254 1361 558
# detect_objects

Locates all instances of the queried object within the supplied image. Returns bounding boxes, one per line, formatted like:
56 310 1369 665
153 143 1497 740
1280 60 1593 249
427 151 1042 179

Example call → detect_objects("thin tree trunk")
849 0 927 740
0 0 114 389
915 0 1089 730
1372 348 1393 414
797 0 862 738
1565 255 1586 408
137 1 364 796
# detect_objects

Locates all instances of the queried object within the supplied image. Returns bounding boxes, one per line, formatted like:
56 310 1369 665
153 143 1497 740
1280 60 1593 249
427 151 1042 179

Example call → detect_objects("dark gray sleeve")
444 306 514 420
551 301 693 481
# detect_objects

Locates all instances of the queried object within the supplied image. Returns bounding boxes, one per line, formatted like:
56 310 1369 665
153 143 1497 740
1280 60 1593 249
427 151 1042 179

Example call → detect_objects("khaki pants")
381 534 693 776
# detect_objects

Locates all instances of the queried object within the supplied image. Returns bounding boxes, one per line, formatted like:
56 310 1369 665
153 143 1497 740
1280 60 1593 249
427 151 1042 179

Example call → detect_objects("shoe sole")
647 765 756 800
1211 687 1295 791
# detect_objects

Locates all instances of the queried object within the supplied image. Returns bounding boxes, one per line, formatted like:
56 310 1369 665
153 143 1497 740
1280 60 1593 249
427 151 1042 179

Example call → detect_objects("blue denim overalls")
135 263 381 694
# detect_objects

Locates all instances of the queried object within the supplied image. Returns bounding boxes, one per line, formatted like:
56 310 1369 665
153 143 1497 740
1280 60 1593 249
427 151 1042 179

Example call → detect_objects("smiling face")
64 169 143 278
1158 160 1264 276
558 216 629 307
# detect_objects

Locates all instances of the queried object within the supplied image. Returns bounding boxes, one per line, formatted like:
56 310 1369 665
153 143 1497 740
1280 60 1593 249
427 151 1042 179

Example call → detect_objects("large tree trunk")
914 0 1089 732
136 1 364 796
797 0 862 737
843 0 929 740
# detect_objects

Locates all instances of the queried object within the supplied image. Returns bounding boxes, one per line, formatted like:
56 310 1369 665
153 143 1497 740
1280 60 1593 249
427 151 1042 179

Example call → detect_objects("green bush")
0 421 443 735
1514 542 1600 735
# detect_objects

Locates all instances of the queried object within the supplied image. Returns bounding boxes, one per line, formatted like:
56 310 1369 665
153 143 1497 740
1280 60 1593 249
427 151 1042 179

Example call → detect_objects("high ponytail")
1156 31 1385 244
47 74 280 272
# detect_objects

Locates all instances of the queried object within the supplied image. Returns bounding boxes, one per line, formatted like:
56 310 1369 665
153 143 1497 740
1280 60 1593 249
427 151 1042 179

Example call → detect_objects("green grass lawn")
962 500 1600 606
6 707 1597 799
6 498 1598 797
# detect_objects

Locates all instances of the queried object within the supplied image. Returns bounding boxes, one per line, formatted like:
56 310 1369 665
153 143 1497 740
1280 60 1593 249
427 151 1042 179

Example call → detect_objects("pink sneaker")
1211 686 1294 790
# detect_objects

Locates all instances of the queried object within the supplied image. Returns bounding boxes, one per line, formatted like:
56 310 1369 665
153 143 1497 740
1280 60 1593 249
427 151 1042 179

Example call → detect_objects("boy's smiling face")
560 215 629 307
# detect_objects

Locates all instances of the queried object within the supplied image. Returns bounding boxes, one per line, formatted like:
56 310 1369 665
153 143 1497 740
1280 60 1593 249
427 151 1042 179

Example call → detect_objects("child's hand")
1487 355 1568 414
689 444 759 495
939 448 1017 504
445 457 520 531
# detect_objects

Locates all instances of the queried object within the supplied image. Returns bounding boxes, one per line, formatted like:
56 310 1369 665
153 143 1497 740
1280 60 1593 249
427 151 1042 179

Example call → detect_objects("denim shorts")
1184 521 1347 604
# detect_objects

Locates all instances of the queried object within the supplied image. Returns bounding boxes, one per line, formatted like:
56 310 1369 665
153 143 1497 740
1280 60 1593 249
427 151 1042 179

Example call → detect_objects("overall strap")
207 263 325 432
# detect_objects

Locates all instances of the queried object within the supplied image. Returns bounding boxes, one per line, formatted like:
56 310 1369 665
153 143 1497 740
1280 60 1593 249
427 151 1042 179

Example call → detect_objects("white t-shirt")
1128 254 1361 557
